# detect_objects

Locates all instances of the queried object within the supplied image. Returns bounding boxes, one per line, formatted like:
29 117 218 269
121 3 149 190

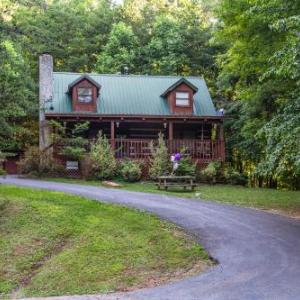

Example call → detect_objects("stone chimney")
39 53 53 150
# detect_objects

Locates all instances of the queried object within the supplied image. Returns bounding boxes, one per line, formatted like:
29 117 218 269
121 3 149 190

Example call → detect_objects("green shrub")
18 146 65 177
224 168 248 186
149 133 172 179
120 160 142 182
60 143 87 160
200 162 248 186
175 155 196 176
90 133 116 179
50 121 89 160
200 161 222 184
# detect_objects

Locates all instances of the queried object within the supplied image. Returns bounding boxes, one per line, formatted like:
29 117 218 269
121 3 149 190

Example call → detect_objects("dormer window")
78 87 92 103
161 78 198 114
68 74 101 112
175 92 189 107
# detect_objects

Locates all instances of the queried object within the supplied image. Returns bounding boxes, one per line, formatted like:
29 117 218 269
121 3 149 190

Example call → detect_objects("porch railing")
113 139 225 162
55 138 225 162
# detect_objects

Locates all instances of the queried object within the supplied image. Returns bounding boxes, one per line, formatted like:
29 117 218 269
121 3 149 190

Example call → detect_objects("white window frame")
175 92 190 107
77 87 93 103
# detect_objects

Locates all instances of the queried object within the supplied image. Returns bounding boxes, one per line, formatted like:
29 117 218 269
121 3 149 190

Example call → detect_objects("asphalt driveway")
1 176 300 300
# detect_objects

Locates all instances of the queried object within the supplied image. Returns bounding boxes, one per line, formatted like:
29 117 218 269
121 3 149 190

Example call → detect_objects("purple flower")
174 153 181 161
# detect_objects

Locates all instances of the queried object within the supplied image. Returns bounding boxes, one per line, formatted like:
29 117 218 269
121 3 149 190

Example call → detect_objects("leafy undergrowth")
46 178 300 217
0 185 210 298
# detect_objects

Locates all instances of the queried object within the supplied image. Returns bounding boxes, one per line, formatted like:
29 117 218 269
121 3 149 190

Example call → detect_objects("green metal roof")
48 72 217 116
161 77 198 97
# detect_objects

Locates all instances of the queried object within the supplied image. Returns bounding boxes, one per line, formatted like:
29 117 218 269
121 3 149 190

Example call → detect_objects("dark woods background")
0 0 299 189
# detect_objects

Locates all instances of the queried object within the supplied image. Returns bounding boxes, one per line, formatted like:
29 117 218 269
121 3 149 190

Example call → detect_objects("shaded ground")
0 185 209 298
1 176 300 300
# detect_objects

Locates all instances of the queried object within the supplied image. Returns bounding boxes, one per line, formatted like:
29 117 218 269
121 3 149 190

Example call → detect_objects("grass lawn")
45 177 300 217
0 185 210 298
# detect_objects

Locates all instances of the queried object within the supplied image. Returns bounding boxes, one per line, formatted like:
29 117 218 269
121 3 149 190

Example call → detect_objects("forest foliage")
214 0 300 189
0 0 299 189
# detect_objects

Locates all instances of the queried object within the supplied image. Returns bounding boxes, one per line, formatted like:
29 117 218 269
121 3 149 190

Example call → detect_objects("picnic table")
156 176 196 191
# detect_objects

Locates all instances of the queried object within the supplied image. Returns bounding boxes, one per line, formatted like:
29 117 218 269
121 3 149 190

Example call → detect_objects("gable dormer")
161 78 198 115
68 75 101 112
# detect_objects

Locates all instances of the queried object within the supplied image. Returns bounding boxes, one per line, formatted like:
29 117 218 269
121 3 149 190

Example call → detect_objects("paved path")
1 177 300 300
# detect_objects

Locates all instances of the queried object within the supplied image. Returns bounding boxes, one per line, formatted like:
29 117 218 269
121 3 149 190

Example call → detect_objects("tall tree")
215 0 300 188
0 39 36 151
95 21 139 73
12 0 114 73
146 15 188 75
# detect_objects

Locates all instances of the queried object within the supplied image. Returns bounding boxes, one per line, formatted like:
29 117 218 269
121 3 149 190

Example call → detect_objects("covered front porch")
50 115 225 163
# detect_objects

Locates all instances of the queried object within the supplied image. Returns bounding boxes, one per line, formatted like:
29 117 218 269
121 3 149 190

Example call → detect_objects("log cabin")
39 54 225 170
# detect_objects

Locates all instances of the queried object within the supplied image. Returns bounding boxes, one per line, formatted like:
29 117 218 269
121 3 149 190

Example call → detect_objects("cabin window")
77 87 92 103
175 92 189 106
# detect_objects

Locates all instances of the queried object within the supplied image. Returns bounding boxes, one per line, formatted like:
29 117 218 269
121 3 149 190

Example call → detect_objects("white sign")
66 161 79 170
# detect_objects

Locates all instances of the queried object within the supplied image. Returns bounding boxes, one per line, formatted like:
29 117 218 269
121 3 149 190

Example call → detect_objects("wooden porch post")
110 121 115 150
219 123 225 161
168 121 173 154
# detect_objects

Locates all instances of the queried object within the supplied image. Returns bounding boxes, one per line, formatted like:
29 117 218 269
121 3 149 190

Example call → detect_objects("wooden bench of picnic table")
156 176 196 191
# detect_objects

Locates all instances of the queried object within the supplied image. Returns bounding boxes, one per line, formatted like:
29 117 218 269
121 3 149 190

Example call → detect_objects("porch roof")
48 73 218 117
